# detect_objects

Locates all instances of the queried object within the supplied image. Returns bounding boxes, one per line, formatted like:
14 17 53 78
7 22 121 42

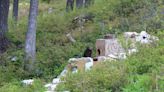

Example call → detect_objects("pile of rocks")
124 31 159 55
124 31 159 44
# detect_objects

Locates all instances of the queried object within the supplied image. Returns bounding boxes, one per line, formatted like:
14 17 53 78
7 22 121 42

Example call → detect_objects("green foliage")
123 75 154 92
158 75 164 91
0 79 45 92
0 0 164 91
57 61 128 92
126 46 164 74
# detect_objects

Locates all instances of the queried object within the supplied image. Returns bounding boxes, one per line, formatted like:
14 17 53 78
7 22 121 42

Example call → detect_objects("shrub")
122 75 154 92
0 79 45 92
57 61 128 92
125 45 164 75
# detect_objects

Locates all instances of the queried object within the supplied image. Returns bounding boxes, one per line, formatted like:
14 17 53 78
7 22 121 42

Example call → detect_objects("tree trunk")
84 0 94 7
0 0 10 53
13 0 19 22
66 0 74 12
25 0 38 72
76 0 84 8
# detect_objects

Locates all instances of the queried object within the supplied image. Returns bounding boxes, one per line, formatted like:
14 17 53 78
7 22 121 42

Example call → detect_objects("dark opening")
143 36 146 39
97 49 101 55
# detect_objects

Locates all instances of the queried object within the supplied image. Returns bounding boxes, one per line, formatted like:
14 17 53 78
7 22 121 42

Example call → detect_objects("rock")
52 78 60 84
136 31 151 44
151 35 159 41
45 83 57 91
128 48 138 55
22 79 34 85
140 31 150 37
66 33 76 43
124 31 159 45
49 84 57 91
97 56 117 62
48 8 53 14
67 57 94 72
72 66 78 73
11 56 18 62
85 57 93 70
118 53 127 60
108 53 127 60
68 58 79 63
124 32 139 38
44 83 52 88
58 68 68 77
97 56 107 62
108 54 118 59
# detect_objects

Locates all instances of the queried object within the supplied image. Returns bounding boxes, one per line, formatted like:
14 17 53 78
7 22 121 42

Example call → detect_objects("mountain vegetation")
0 0 163 91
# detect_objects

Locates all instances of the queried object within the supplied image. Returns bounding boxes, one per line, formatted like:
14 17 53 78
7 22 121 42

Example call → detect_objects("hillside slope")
0 0 163 91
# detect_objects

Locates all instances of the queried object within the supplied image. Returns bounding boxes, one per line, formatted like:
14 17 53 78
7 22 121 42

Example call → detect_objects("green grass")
0 0 163 91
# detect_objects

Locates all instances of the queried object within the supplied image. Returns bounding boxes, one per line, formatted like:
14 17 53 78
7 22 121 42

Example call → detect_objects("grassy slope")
0 0 163 91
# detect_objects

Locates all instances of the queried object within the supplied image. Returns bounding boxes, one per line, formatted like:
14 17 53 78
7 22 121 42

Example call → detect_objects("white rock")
45 83 58 91
68 57 94 71
140 39 150 44
68 58 78 63
52 78 60 84
118 53 127 59
140 31 150 38
128 48 138 55
44 83 52 88
72 67 78 73
124 32 138 38
85 58 93 70
97 56 116 62
107 57 117 61
66 33 76 43
151 36 159 41
11 56 18 62
22 79 34 85
50 84 57 91
97 56 107 62
48 8 53 14
136 31 151 44
108 54 118 59
58 68 67 77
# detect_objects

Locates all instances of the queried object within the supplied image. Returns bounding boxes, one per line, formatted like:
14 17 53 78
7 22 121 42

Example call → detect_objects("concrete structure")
96 38 125 56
